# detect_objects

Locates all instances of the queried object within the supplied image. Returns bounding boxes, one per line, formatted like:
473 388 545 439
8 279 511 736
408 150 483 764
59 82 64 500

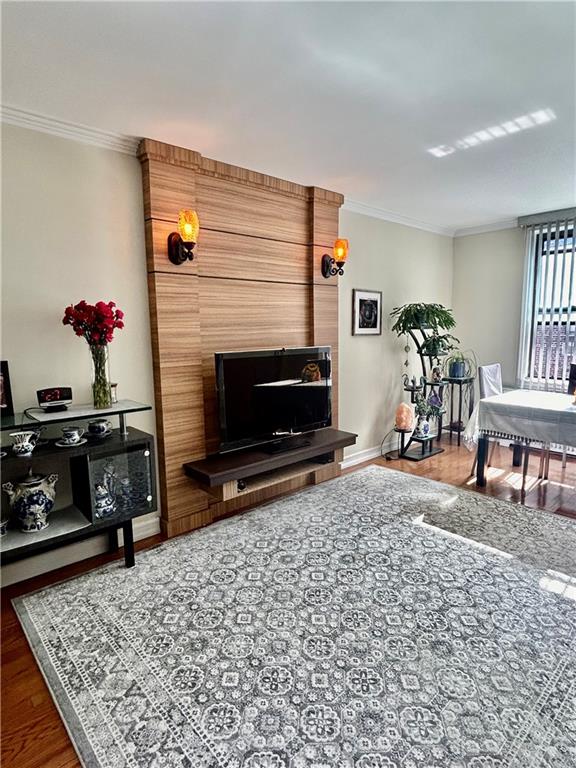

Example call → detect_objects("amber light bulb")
333 238 349 263
178 210 200 244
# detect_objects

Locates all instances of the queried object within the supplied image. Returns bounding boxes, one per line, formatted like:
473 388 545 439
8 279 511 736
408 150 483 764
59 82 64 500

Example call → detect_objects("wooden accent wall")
138 139 343 536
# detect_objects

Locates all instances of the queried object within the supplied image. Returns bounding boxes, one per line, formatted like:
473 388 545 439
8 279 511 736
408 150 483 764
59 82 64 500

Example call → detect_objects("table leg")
450 383 454 442
108 527 119 554
457 384 463 447
400 431 406 457
122 520 135 568
476 435 488 487
521 444 530 501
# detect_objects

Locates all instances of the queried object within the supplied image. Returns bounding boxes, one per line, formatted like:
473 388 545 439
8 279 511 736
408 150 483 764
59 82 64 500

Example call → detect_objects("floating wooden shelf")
183 428 357 501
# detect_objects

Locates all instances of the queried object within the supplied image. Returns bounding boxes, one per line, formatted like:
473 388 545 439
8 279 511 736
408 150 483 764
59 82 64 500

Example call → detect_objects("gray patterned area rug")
13 466 576 768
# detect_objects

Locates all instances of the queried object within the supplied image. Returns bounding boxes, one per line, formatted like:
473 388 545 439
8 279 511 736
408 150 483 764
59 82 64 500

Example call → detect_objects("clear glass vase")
90 344 112 409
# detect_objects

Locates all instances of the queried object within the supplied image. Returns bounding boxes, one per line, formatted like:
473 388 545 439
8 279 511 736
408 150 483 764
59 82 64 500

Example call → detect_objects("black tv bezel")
215 346 332 453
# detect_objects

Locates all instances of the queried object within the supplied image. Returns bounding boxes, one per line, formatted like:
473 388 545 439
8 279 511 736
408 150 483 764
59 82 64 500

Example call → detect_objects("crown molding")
453 218 518 237
342 199 455 237
0 106 524 237
0 105 140 155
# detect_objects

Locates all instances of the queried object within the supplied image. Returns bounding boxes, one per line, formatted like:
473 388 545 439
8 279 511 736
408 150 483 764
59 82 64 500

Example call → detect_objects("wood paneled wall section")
138 139 343 536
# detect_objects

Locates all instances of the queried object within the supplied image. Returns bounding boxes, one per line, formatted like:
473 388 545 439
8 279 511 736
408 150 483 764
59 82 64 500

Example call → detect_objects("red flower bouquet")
63 300 125 408
62 300 124 345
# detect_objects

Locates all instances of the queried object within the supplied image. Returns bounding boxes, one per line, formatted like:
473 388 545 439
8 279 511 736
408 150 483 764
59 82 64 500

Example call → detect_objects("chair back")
478 363 503 399
568 363 576 396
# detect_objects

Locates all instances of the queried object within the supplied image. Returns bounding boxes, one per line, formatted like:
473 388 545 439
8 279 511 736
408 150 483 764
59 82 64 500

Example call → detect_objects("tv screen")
215 346 332 452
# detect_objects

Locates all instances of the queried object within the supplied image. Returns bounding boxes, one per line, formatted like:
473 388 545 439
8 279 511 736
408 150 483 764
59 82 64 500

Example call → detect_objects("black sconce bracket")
321 254 345 278
168 233 196 265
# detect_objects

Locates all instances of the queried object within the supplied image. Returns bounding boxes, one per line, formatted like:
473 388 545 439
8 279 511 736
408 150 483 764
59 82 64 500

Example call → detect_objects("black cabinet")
1 403 157 569
71 439 156 523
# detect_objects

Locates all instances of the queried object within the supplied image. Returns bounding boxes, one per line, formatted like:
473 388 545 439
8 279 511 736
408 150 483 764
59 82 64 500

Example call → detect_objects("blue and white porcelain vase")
415 415 431 437
2 471 58 532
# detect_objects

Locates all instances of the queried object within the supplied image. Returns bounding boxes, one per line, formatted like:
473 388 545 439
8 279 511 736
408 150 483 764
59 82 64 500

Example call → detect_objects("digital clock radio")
37 387 73 412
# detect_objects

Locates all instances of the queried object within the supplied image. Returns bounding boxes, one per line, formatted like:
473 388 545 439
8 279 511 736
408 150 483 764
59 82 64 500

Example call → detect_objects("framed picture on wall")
352 289 382 335
0 361 14 417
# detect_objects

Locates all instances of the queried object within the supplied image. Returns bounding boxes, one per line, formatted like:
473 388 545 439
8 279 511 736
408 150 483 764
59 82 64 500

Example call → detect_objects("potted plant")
419 332 459 362
390 302 456 335
444 349 477 379
413 391 445 436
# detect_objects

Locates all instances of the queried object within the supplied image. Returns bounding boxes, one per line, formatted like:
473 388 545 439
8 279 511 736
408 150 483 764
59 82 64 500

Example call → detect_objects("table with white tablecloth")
475 389 576 487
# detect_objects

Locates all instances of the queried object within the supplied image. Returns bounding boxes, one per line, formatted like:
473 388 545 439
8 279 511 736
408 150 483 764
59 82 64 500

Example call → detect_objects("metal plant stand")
442 376 475 446
384 327 451 462
386 426 445 463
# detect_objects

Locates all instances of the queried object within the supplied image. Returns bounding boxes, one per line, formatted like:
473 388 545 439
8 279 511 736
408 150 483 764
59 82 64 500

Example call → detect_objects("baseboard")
342 443 390 469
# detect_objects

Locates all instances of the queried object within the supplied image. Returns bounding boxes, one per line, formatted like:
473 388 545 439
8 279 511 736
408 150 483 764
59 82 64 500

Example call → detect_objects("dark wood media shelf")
1 407 157 569
184 428 357 499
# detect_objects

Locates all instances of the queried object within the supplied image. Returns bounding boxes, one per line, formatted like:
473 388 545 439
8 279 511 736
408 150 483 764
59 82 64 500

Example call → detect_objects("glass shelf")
1 399 151 432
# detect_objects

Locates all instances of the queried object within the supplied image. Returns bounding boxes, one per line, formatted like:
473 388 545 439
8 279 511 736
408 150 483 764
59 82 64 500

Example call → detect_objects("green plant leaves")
390 303 456 336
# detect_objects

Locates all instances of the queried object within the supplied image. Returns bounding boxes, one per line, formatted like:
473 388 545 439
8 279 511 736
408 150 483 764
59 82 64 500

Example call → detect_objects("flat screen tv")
215 346 332 452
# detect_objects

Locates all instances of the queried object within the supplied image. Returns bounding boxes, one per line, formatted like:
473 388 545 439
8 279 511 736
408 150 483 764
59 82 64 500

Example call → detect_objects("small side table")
442 376 475 446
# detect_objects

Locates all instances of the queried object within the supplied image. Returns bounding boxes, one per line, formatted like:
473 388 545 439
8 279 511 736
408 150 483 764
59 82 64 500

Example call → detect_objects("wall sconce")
168 209 200 265
321 239 349 278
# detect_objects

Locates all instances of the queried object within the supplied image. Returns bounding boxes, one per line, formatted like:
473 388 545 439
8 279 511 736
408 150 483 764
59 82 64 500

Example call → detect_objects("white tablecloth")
475 390 576 448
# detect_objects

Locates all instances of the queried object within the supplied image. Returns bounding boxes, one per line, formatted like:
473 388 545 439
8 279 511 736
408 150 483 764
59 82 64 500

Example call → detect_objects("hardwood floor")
370 440 576 519
1 443 575 768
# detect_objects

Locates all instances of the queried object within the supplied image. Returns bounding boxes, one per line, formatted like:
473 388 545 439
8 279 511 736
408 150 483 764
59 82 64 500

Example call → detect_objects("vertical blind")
517 209 576 391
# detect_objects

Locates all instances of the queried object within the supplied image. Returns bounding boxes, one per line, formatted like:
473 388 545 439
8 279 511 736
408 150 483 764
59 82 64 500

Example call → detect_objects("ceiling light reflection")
427 108 556 158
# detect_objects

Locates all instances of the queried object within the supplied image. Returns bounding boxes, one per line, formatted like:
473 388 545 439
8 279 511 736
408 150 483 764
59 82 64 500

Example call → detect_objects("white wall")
1 124 157 584
1 122 523 581
452 228 525 387
338 210 454 459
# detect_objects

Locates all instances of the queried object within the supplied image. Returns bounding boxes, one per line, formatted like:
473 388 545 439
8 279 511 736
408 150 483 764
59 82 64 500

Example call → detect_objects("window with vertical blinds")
518 210 576 390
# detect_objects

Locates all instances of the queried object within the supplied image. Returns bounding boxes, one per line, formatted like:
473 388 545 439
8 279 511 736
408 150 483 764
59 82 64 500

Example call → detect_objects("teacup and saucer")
87 419 113 439
55 426 87 448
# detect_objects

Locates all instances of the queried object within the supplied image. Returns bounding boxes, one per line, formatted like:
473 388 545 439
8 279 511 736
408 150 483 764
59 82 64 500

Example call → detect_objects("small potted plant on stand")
444 349 477 379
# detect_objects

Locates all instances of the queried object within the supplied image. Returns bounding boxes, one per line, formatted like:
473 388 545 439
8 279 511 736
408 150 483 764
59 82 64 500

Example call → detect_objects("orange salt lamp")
395 402 414 431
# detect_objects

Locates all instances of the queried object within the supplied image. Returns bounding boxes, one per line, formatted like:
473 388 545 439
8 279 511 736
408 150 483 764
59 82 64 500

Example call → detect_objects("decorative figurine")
94 483 116 518
118 477 133 508
300 362 321 382
402 374 422 392
103 460 119 499
432 366 442 382
2 471 59 532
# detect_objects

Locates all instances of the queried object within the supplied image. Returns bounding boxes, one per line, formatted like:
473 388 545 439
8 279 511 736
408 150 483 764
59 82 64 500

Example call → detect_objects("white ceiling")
3 1 575 233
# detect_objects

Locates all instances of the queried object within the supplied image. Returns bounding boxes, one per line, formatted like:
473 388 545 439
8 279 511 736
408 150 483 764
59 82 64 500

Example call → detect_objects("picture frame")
352 289 382 335
0 360 14 417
